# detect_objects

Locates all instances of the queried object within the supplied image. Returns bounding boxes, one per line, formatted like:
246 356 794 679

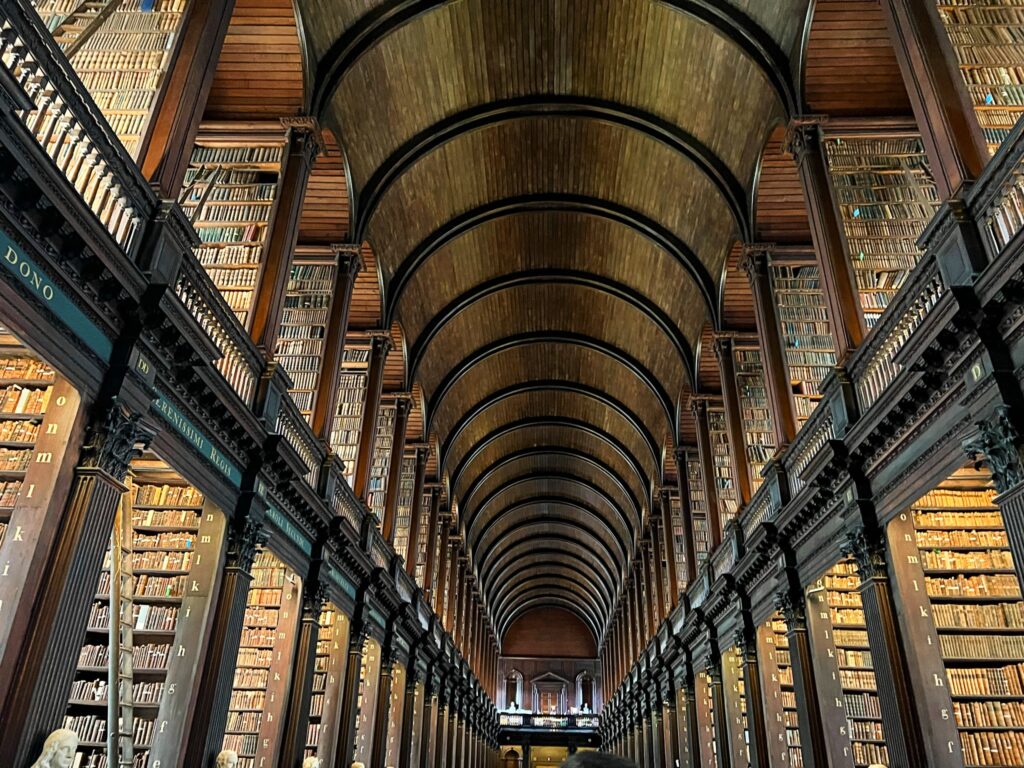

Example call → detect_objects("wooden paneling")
803 0 911 116
503 608 597 658
204 0 305 120
298 130 350 244
383 321 406 392
754 127 812 243
349 243 382 330
721 242 755 332
696 324 721 394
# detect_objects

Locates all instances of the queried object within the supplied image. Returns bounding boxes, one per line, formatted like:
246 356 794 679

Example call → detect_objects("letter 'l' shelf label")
0 229 112 361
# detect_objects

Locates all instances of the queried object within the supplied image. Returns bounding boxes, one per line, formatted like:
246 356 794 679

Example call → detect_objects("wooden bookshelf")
413 489 434 588
64 455 225 768
223 548 301 768
707 408 739 530
367 403 397 522
392 453 417 561
770 263 837 426
276 251 336 423
384 662 406 766
668 491 689 584
329 342 370 488
936 2 1024 154
179 128 287 329
909 481 1024 767
305 604 350 766
353 636 383 765
733 344 775 492
823 134 940 328
809 562 891 768
696 669 719 768
685 453 710 565
757 614 804 767
35 0 188 158
722 646 751 767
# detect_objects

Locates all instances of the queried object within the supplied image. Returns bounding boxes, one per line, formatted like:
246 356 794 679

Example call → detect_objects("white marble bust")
30 729 78 768
302 758 321 768
215 749 239 768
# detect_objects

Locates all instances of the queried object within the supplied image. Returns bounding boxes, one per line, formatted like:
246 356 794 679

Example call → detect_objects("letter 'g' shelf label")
0 230 112 361
152 394 242 487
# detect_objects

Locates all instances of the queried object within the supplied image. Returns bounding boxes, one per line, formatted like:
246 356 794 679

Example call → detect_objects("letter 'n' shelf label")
0 230 112 361
152 394 242 487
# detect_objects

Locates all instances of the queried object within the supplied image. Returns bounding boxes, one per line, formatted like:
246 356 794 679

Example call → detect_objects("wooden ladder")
50 0 125 58
108 477 135 768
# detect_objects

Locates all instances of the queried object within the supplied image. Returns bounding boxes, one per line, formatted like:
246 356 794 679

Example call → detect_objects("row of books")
0 356 55 381
0 385 51 415
921 549 1014 570
925 574 1021 597
0 419 40 443
0 448 31 472
940 634 1024 660
954 699 1024 728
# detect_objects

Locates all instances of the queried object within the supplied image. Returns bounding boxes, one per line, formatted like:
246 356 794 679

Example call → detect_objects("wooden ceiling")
280 0 910 644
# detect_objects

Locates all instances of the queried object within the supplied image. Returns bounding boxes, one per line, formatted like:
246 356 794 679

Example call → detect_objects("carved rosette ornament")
81 398 149 479
774 588 806 631
225 516 268 571
964 405 1024 494
841 527 887 581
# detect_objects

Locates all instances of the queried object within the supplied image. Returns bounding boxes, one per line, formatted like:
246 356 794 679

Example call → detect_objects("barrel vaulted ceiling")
296 0 814 648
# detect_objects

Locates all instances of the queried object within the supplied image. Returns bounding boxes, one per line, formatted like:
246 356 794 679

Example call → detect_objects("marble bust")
30 729 78 768
215 749 239 768
302 758 321 768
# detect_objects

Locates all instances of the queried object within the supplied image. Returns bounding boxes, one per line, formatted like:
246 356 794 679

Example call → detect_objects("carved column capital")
302 575 329 618
841 525 888 581
783 116 828 162
733 626 755 661
225 516 268 571
369 331 394 357
739 244 774 282
964 404 1024 494
712 332 735 362
280 115 325 159
330 242 365 275
81 398 150 479
774 588 806 631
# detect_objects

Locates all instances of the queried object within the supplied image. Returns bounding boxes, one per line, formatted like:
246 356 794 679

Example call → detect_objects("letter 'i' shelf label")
151 394 243 488
0 229 112 361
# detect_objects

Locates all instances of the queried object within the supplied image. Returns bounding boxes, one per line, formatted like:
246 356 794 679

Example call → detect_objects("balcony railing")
0 0 152 258
498 714 600 730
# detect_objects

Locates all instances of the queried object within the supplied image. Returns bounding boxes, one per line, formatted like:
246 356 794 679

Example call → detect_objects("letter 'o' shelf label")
0 230 112 361
152 394 242 487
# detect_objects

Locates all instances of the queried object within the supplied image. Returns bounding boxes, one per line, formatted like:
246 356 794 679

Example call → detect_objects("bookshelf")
823 135 940 328
276 253 335 423
35 0 188 158
353 636 383 765
707 408 739 529
0 325 61 551
809 561 891 768
223 548 301 768
733 344 775 492
685 453 710 565
179 130 286 329
770 263 837 426
722 646 751 768
329 343 370 488
757 614 803 767
668 491 689 585
908 479 1024 768
696 669 719 768
367 403 397 522
384 662 406 767
64 455 224 768
392 454 417 561
936 2 1024 154
414 489 434 588
306 604 350 764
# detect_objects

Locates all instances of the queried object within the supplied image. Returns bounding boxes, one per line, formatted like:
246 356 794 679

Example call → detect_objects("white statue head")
215 750 239 768
351 762 366 768
302 758 321 768
31 729 78 768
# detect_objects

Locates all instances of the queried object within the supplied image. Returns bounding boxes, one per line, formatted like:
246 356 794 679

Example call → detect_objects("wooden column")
879 0 988 198
250 119 322 353
714 334 753 505
736 627 770 768
0 402 148 767
446 700 459 767
632 567 646 650
399 663 420 768
446 549 463 633
785 118 867 361
642 543 657 636
741 247 799 446
404 448 430 575
651 520 667 621
354 333 392 499
277 564 327 768
370 648 396 768
181 515 267 768
434 686 450 768
140 0 236 197
311 245 363 442
334 620 369 768
665 681 682 768
672 455 699 584
842 525 929 767
432 511 450 613
420 675 436 768
775 587 833 768
648 693 663 768
692 399 723 549
381 396 412 541
641 708 655 768
659 487 681 605
683 660 703 768
707 653 733 768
